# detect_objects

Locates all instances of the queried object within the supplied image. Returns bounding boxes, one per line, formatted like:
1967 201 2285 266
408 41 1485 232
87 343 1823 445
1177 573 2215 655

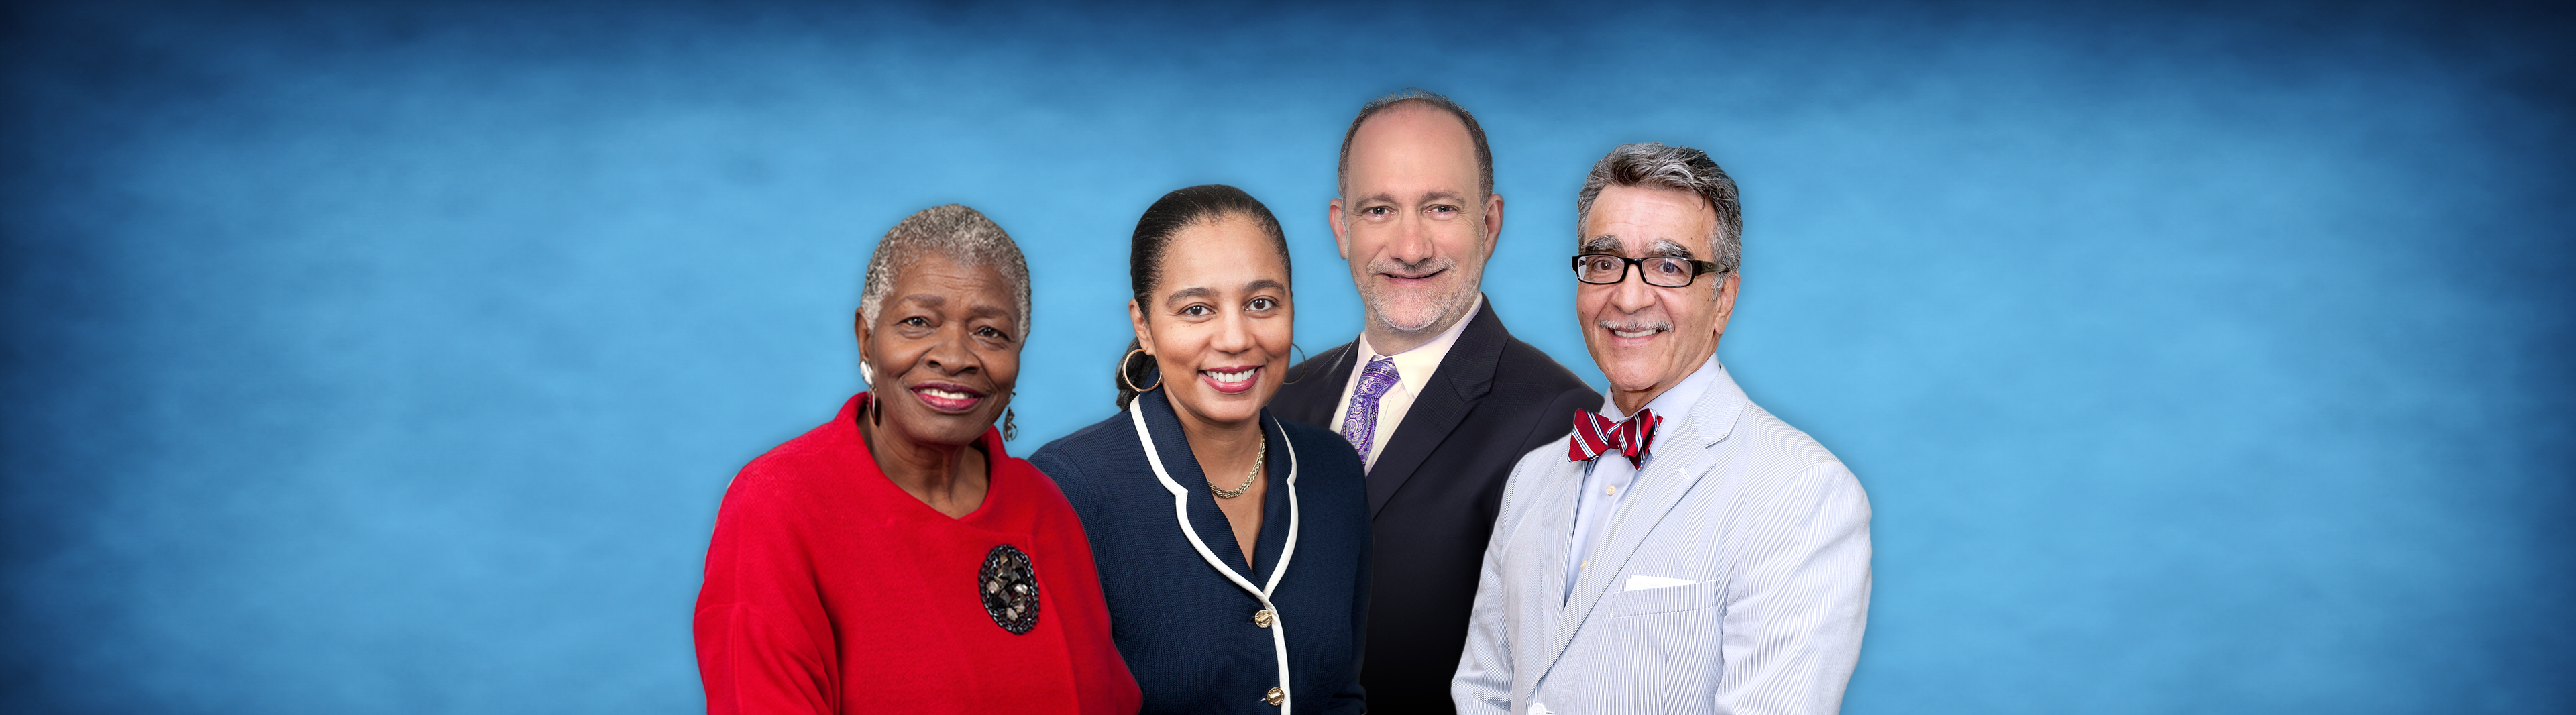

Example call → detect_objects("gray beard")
1366 286 1475 335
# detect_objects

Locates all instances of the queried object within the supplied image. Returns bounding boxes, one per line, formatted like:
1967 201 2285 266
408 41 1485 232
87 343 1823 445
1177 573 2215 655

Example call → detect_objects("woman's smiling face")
860 254 1024 448
1132 213 1294 428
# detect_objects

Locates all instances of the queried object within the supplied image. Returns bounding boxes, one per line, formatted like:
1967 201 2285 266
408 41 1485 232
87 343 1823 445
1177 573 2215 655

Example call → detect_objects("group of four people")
692 90 1874 715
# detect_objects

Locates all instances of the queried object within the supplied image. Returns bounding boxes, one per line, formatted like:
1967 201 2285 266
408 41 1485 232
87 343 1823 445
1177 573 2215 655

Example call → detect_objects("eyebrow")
1162 280 1289 307
1348 190 1472 209
1580 235 1699 259
899 294 1019 323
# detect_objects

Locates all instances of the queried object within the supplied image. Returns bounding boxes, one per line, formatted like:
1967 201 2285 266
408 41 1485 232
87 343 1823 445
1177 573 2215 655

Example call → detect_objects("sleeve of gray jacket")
1713 461 1872 715
1451 451 1541 714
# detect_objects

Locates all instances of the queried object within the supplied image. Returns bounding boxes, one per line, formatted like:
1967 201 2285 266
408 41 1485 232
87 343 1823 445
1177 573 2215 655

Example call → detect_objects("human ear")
853 308 873 355
1481 192 1505 260
1128 299 1153 355
853 309 875 385
1711 273 1741 337
1328 197 1352 261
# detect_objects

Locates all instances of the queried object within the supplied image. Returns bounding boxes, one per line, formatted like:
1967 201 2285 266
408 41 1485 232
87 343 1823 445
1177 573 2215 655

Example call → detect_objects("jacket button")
1252 609 1274 628
1264 687 1284 706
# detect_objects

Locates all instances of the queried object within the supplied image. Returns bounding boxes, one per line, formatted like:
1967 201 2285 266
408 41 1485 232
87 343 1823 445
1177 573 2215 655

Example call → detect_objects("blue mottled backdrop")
4 1 2569 712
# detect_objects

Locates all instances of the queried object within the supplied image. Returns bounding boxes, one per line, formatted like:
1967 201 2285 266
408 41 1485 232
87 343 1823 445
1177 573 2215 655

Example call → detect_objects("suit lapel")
1140 390 1260 582
1273 342 1358 428
1532 365 1750 683
1523 454 1585 665
1361 300 1506 518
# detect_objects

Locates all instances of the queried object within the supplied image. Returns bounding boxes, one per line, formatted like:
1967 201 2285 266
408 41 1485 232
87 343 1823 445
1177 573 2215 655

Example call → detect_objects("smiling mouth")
1201 366 1260 394
910 383 987 412
1381 268 1447 282
1599 319 1672 341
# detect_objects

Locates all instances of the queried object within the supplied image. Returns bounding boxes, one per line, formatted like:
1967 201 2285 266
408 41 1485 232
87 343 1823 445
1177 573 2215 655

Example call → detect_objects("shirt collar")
1356 294 1483 399
1601 353 1723 427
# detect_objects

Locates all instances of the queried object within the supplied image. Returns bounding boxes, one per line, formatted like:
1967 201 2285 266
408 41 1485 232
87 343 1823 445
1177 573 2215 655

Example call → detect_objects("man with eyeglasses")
1453 143 1873 714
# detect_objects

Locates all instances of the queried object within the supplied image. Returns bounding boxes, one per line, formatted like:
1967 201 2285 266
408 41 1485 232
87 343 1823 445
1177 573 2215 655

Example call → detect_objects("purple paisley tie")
1340 357 1401 469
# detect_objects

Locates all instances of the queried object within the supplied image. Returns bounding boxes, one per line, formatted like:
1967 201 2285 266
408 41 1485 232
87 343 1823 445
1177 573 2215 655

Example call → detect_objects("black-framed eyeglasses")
1570 253 1725 287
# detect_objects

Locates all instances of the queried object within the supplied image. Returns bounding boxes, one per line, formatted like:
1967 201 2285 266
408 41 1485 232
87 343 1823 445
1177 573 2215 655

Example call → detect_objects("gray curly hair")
1574 142 1743 278
858 204 1033 339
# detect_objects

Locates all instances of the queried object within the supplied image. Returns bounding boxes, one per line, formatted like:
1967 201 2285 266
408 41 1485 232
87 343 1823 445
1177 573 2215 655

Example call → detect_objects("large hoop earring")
1119 348 1163 393
1281 343 1311 385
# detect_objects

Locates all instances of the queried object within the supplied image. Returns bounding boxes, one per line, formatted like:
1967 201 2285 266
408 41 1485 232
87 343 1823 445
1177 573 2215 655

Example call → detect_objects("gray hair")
859 204 1033 339
1574 142 1742 278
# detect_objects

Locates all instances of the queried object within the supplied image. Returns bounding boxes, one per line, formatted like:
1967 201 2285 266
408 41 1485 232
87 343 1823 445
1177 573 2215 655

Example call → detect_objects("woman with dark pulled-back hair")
1030 185 1371 714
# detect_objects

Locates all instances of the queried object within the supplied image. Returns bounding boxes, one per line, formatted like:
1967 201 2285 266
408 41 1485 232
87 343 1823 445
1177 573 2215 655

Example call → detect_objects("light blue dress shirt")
1564 355 1725 601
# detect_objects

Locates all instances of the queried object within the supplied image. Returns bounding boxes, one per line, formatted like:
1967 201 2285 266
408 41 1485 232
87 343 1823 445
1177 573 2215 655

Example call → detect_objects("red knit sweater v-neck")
694 394 1141 714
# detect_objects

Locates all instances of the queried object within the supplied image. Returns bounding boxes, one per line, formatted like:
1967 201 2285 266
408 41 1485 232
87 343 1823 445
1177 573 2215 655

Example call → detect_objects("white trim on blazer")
1131 406 1304 711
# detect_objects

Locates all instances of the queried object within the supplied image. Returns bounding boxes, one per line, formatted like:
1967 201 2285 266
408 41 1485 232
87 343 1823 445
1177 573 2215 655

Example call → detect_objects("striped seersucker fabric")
1453 360 1873 715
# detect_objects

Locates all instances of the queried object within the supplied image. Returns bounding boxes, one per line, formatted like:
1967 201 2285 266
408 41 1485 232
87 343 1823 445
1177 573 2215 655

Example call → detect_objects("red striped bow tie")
1568 409 1662 467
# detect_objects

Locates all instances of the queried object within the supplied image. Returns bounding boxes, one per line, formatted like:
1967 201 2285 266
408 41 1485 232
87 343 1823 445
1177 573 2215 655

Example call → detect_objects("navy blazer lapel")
1248 414 1298 585
1533 364 1750 683
1361 300 1507 518
1138 390 1265 583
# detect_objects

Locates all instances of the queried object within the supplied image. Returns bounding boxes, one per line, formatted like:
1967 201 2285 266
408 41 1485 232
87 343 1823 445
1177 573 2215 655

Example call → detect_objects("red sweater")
694 394 1142 714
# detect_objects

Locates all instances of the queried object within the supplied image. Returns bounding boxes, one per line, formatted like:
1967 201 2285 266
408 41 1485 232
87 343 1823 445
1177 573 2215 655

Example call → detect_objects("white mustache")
1597 319 1672 333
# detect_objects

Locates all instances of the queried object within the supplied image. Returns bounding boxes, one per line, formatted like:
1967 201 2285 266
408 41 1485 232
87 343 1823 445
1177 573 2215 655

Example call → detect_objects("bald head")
1335 90 1493 199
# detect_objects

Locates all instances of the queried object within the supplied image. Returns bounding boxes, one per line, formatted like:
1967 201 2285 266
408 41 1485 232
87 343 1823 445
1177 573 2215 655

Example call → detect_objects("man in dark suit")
1272 89 1598 714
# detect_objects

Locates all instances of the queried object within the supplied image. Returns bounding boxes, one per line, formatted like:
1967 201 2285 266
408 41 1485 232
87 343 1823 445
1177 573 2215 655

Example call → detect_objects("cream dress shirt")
1328 295 1484 474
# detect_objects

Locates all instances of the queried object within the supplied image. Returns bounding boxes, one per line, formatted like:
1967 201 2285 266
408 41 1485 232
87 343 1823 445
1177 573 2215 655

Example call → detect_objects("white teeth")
1612 329 1658 338
921 388 972 400
1208 369 1254 384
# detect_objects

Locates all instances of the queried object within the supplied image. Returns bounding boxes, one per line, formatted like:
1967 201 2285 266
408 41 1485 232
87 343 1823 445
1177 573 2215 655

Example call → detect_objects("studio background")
4 1 2569 712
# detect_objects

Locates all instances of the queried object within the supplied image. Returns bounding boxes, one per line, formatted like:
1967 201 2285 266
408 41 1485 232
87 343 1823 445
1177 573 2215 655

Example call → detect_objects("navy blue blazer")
1030 389 1371 715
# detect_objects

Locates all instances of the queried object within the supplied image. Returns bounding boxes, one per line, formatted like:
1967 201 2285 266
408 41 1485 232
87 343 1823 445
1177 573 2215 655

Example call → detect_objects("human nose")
923 324 976 374
1389 211 1436 264
1210 307 1256 356
1609 264 1659 314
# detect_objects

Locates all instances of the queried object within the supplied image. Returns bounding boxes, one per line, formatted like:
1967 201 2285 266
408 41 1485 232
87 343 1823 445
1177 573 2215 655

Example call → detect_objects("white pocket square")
1624 575 1695 591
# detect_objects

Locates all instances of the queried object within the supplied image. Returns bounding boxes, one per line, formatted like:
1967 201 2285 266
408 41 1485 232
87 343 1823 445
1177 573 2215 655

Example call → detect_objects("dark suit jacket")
1271 298 1597 714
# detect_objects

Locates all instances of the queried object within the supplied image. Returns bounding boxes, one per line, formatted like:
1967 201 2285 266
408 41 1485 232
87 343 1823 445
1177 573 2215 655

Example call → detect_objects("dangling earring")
1281 343 1311 384
1004 408 1018 441
1118 348 1163 392
859 358 883 425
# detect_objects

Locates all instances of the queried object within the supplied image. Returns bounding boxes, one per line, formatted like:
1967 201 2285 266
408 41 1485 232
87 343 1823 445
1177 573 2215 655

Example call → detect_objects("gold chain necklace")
1208 435 1265 499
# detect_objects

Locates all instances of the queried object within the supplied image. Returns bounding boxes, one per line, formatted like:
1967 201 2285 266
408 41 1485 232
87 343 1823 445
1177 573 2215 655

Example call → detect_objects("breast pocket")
1601 580 1723 710
1605 579 1717 617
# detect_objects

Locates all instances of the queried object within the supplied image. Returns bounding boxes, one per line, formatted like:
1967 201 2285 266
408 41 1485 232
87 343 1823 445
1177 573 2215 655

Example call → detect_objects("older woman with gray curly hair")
694 205 1141 714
